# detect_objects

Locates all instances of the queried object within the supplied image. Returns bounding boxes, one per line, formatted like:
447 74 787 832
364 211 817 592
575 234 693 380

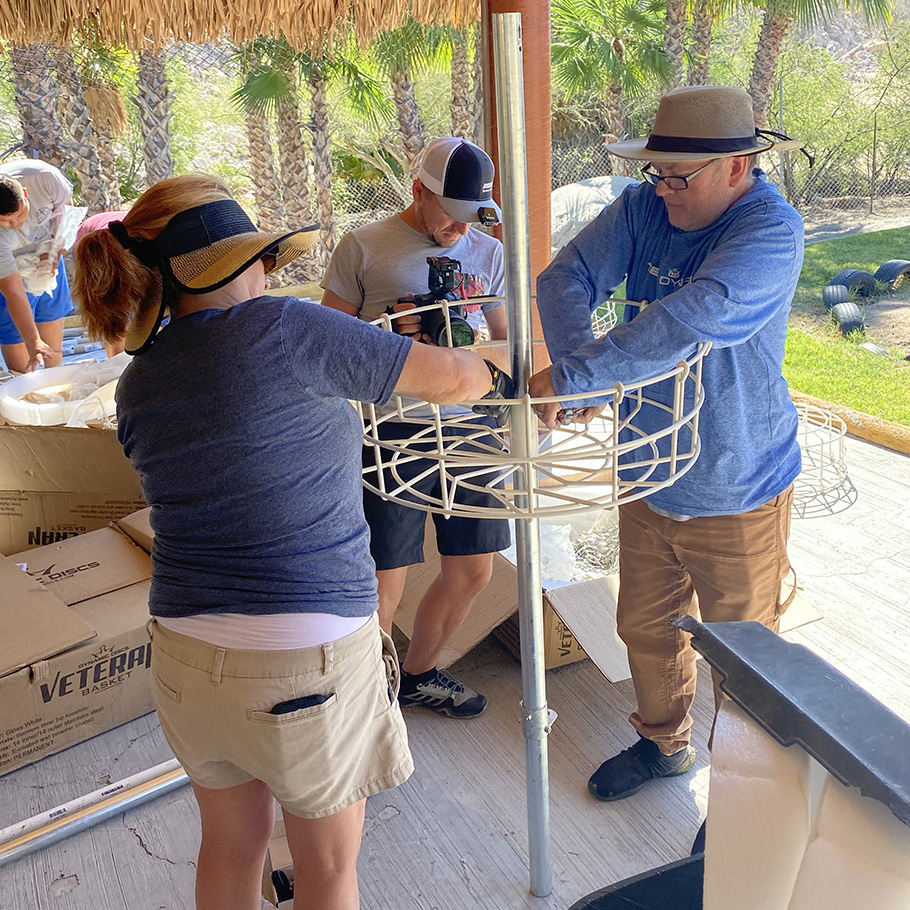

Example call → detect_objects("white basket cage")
359 300 711 520
792 401 857 518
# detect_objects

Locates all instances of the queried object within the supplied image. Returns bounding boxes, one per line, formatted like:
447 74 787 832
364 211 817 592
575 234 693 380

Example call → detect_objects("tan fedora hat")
108 199 319 354
606 85 805 162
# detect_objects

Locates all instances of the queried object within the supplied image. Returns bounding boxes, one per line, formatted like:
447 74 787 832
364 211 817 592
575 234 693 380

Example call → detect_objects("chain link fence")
3 37 910 285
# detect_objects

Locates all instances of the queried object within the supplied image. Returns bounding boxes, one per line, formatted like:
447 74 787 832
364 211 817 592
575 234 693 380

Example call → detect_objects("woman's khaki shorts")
148 613 413 819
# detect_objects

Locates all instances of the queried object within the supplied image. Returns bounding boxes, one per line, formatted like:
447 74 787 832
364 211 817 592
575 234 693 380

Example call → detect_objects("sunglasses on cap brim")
477 207 499 227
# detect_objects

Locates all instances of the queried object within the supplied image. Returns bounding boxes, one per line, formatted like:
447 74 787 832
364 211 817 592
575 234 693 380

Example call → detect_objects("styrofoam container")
65 378 119 428
0 355 130 426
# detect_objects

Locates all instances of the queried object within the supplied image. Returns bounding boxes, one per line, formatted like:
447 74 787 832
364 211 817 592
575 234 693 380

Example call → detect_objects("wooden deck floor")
1 434 908 910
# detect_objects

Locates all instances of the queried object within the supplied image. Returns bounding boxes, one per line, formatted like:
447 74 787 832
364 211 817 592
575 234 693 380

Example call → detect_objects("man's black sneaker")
398 667 487 718
588 736 697 801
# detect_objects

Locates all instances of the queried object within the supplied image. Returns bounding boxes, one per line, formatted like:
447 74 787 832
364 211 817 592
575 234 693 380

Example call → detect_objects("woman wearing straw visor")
73 173 511 910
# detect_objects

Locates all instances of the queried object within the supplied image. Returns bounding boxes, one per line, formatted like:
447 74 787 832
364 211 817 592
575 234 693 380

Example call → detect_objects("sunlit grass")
784 327 910 425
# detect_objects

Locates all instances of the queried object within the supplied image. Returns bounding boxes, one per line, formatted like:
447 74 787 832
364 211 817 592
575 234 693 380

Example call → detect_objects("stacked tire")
831 302 864 337
826 268 876 299
821 284 848 309
821 257 910 339
873 259 910 290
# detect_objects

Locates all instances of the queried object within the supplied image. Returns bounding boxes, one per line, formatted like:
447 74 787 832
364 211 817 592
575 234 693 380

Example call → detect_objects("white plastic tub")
0 355 130 426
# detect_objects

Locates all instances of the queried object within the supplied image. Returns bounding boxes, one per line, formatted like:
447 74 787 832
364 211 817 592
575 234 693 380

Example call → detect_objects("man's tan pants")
616 487 794 755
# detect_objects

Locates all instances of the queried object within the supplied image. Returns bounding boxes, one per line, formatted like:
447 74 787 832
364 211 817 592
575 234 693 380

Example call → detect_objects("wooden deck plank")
0 435 907 909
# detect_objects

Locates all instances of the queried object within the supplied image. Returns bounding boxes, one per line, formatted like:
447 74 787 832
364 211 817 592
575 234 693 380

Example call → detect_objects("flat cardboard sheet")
549 581 823 683
11 526 152 606
0 554 96 677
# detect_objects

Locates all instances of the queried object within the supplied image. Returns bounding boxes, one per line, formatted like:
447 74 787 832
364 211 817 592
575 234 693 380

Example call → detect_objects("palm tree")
370 20 450 174
243 110 285 232
686 0 732 86
234 36 392 271
552 0 670 173
9 44 67 168
232 37 318 280
747 0 891 126
302 49 391 263
52 46 114 211
663 0 688 89
472 27 485 147
136 46 174 185
450 27 473 139
82 81 128 209
688 0 711 85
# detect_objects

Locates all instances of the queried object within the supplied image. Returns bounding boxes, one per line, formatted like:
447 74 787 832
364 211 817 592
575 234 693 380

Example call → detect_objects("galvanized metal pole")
492 12 552 898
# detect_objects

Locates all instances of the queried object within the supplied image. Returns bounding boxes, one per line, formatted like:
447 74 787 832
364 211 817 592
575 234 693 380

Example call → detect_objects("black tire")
831 301 865 336
828 268 877 297
873 259 910 290
858 342 888 356
822 284 849 309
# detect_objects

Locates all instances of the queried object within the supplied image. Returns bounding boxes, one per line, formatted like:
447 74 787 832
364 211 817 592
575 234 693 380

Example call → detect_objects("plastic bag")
56 205 88 251
17 205 88 295
501 508 620 586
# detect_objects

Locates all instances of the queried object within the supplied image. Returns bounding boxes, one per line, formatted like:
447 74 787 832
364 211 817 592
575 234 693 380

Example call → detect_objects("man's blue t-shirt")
116 295 411 619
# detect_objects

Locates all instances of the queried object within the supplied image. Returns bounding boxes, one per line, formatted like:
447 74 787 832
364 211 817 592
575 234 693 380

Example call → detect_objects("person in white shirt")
0 159 74 372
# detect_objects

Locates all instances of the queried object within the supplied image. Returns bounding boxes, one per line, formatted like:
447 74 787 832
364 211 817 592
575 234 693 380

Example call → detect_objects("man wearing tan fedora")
529 85 808 804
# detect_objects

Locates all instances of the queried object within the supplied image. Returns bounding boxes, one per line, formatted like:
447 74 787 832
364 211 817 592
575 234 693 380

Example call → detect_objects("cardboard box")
115 506 153 554
492 599 590 669
0 520 154 776
393 516 598 671
0 424 146 554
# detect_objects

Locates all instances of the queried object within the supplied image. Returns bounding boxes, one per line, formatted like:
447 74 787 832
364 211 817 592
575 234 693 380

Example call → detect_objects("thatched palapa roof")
0 0 480 51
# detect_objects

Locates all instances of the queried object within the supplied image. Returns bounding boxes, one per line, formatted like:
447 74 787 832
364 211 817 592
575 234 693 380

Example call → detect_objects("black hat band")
645 131 768 155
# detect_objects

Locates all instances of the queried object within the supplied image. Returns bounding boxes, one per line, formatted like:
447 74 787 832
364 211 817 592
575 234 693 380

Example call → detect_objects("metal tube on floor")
492 11 552 898
0 762 189 869
0 758 184 846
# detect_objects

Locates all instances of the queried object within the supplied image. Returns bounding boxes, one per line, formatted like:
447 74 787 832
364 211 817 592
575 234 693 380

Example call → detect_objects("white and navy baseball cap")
418 137 502 226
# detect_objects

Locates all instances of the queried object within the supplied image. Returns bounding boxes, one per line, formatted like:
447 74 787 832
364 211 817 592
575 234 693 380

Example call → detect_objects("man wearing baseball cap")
529 86 809 809
321 137 508 719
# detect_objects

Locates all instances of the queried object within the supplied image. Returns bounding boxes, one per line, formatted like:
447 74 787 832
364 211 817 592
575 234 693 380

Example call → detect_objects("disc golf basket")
591 300 621 338
792 401 856 518
359 303 710 521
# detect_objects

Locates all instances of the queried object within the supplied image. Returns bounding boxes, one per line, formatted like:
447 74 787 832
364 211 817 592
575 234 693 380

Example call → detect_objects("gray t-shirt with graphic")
321 213 504 322
322 214 504 417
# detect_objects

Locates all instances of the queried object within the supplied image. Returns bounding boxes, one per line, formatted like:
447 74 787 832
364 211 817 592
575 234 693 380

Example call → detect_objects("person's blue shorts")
0 259 74 345
362 418 511 570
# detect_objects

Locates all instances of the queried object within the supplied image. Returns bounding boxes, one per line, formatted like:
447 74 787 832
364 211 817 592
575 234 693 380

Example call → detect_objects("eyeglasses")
640 161 715 190
260 252 278 275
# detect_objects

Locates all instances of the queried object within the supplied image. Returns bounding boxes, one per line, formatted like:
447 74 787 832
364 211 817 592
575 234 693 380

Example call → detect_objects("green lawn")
784 327 910 424
784 227 910 426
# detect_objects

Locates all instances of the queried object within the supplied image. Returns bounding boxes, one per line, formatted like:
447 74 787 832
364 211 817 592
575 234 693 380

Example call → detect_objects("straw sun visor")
170 229 318 292
124 220 319 355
